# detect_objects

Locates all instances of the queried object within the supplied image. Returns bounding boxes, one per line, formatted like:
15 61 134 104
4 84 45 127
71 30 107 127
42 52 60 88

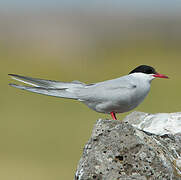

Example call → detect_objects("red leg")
110 112 117 120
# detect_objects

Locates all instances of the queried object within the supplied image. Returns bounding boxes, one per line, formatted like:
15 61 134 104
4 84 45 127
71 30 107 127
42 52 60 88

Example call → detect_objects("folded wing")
8 74 86 99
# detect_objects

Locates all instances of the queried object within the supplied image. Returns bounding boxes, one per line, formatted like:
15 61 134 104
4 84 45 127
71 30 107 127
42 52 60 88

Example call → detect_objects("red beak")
153 73 169 79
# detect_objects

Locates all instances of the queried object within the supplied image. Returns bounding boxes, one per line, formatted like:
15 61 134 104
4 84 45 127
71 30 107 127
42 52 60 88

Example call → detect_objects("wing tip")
8 74 21 80
8 73 17 77
9 83 19 88
9 83 26 90
9 83 15 86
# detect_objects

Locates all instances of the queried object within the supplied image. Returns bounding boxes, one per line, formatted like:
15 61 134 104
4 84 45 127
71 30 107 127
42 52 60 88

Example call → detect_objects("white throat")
130 72 155 83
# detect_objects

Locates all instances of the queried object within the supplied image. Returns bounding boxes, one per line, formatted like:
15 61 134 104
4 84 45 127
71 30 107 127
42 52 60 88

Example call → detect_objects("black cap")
129 65 156 75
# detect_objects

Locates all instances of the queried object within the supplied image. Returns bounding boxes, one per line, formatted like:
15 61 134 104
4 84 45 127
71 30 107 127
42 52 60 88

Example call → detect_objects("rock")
124 111 181 135
75 112 181 180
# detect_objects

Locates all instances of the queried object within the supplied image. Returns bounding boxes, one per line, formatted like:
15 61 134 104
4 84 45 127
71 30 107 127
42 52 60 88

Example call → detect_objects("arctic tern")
9 65 168 120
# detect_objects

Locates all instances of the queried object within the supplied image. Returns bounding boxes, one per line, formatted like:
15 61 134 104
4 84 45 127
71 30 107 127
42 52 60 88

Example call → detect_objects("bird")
8 65 168 120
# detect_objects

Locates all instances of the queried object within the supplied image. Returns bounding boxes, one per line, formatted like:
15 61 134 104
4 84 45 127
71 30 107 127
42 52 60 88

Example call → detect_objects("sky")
0 0 181 12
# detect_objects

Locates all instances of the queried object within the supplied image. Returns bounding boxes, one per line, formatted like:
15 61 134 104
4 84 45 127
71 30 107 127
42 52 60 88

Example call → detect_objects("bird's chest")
129 82 150 106
109 83 149 113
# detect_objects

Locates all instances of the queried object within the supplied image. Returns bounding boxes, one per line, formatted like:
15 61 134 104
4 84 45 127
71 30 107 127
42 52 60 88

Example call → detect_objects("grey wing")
94 76 136 89
76 76 137 113
9 83 79 99
8 74 86 88
79 76 136 101
8 74 86 99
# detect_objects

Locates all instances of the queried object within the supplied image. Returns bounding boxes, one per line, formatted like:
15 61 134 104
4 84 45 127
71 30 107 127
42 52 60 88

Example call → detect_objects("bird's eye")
145 68 155 74
146 70 153 74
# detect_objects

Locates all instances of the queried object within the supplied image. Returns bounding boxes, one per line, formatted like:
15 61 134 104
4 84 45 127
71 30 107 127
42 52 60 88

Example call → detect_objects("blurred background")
1 0 181 179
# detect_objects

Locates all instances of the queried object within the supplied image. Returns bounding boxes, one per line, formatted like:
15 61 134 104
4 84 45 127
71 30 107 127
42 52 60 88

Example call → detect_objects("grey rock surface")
124 111 181 135
75 112 181 180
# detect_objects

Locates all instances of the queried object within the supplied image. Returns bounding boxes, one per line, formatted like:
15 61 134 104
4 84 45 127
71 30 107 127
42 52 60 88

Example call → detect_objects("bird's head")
129 65 168 81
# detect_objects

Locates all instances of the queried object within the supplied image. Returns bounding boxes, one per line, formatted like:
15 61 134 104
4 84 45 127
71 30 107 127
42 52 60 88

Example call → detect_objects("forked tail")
8 74 85 99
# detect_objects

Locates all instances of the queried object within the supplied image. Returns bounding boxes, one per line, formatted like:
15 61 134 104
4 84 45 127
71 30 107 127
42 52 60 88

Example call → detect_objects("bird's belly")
90 87 149 113
95 99 139 113
81 82 150 114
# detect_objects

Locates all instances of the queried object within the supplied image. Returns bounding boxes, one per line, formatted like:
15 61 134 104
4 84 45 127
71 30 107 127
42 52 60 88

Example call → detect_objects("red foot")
110 112 117 120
